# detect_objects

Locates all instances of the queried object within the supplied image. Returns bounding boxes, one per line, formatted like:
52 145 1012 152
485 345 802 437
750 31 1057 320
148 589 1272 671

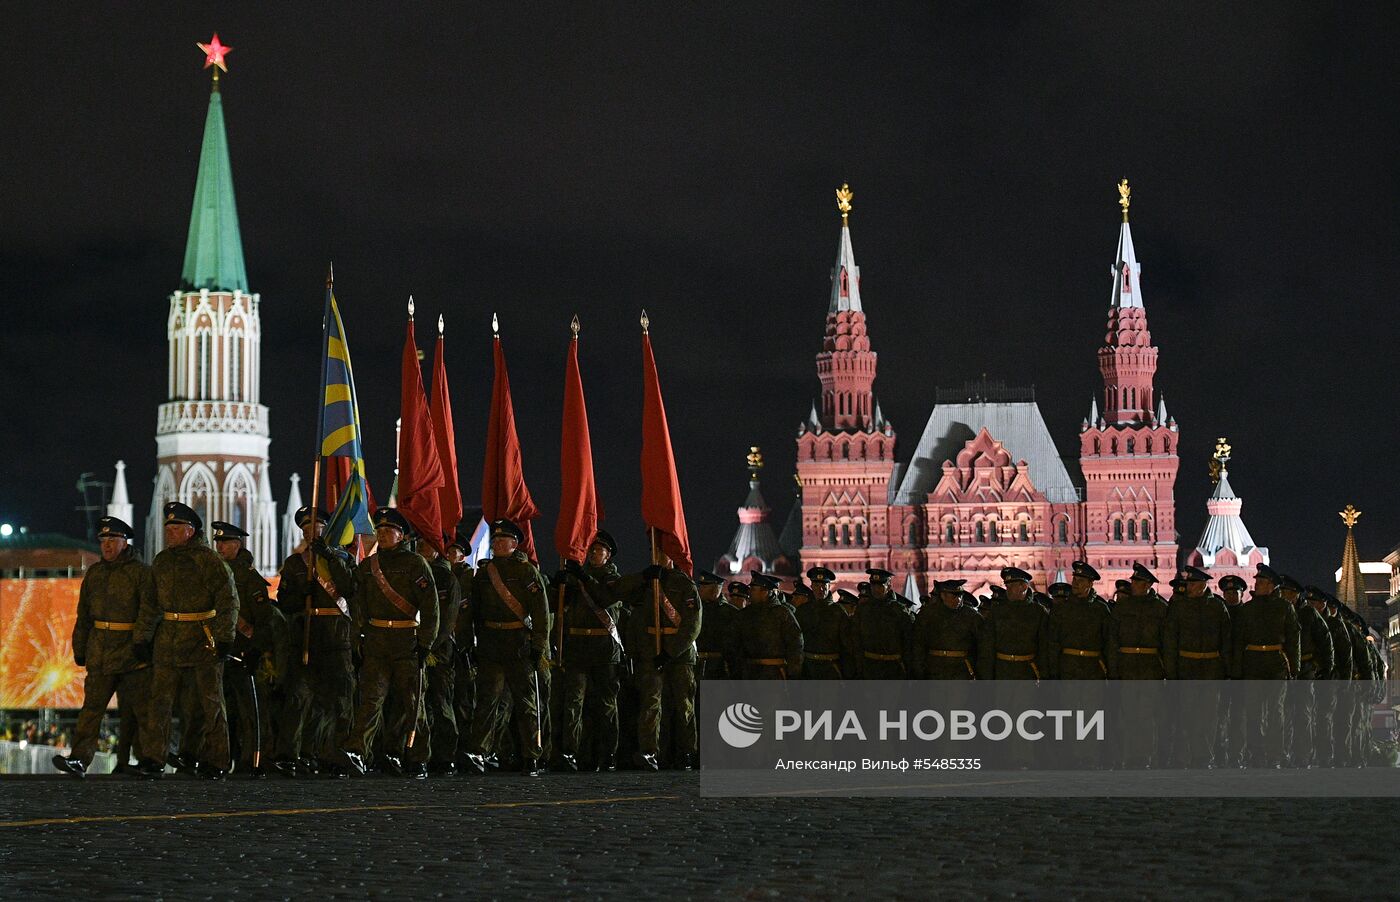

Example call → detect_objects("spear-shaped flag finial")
407 296 415 319
326 261 334 288
571 314 581 337
640 309 650 335
438 314 444 336
492 312 500 337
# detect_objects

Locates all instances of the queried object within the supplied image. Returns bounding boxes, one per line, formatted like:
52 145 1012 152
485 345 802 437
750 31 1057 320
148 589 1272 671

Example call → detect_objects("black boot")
408 762 429 780
461 753 487 775
559 753 579 773
272 756 299 778
380 755 405 776
194 762 227 781
521 757 544 777
343 752 367 776
601 753 618 773
137 758 165 780
638 752 660 772
52 754 85 778
678 753 696 771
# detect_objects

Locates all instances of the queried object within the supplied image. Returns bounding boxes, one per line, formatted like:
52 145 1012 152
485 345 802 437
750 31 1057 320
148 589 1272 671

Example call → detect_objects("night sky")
3 2 1398 583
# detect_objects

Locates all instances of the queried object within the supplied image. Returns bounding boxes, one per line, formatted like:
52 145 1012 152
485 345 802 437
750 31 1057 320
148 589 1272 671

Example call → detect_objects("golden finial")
793 473 803 490
836 183 853 225
407 296 415 319
491 312 499 337
1118 179 1131 222
1340 504 1362 529
437 314 444 336
640 309 650 335
1211 436 1231 483
747 446 764 472
570 314 580 337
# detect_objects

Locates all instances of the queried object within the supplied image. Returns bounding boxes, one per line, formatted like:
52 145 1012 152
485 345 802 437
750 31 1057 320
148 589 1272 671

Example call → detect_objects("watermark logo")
718 702 764 748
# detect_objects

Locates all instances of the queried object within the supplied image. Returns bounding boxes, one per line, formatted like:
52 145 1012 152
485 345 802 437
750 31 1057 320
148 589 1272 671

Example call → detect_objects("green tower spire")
181 83 247 292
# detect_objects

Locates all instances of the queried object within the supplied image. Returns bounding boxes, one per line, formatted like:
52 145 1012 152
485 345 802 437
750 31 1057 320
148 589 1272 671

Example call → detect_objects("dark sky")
3 2 1398 582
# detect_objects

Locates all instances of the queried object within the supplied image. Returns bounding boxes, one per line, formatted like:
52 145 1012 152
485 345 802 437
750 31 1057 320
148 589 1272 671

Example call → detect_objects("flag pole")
304 263 334 665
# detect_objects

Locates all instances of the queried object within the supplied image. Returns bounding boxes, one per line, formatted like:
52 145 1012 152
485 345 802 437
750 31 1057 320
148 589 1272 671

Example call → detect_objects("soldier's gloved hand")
310 536 331 558
552 570 569 586
73 655 85 668
216 641 235 661
642 564 664 581
415 645 430 668
565 559 584 576
133 642 152 664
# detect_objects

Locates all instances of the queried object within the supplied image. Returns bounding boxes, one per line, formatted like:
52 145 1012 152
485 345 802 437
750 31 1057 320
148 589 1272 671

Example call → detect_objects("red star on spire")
197 33 232 73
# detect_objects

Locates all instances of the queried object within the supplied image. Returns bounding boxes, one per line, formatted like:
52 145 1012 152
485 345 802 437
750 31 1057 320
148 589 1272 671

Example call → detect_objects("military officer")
462 520 550 776
1160 565 1230 766
1107 563 1169 767
1047 561 1111 680
695 571 739 679
1231 563 1299 767
735 572 802 679
912 578 982 680
1320 593 1354 766
419 533 461 775
796 567 852 679
623 551 702 771
1342 607 1374 766
274 506 357 777
211 521 286 778
342 508 438 779
445 531 478 769
853 569 914 678
134 502 238 779
836 588 859 617
1047 582 1072 606
557 530 626 772
726 580 750 609
977 567 1047 681
1282 579 1332 768
1215 574 1249 764
53 516 155 778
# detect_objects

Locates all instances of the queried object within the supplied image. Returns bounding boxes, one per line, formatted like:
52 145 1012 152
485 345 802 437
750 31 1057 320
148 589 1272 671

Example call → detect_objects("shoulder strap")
575 580 623 646
369 555 419 619
486 560 532 628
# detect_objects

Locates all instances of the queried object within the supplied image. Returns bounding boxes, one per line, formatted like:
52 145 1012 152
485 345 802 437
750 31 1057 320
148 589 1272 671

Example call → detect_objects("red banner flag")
483 323 540 561
639 315 692 575
430 322 462 542
555 321 599 563
323 456 378 519
397 309 445 553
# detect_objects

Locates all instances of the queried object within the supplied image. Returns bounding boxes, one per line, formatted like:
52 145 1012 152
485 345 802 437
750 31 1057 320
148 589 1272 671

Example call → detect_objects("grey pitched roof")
892 401 1079 504
778 497 803 561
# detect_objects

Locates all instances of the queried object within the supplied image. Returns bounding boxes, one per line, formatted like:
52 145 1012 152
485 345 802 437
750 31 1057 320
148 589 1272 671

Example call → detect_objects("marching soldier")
343 508 439 779
977 568 1047 681
556 531 626 772
1231 563 1299 768
134 502 238 779
1285 579 1333 768
1047 582 1072 607
1047 561 1110 680
836 588 860 616
462 519 550 776
446 532 478 769
1217 574 1249 765
912 578 982 680
274 507 357 777
1161 565 1230 767
421 535 461 775
796 567 852 679
853 569 913 678
695 570 740 679
726 580 750 609
212 521 286 778
1343 608 1374 766
1321 594 1354 766
1108 563 1168 767
1298 586 1337 767
735 572 802 679
622 552 702 771
53 516 154 778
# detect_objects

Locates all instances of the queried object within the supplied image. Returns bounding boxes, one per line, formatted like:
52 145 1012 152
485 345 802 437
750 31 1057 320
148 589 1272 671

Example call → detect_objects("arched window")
1145 436 1154 453
196 331 212 400
1113 520 1123 541
1163 437 1172 453
1056 520 1068 543
1093 438 1101 454
945 522 955 542
1018 522 1029 543
1110 438 1118 454
908 521 919 546
1141 519 1152 542
841 523 851 546
842 443 849 460
229 331 243 401
854 521 865 546
989 520 999 543
1126 437 1135 454
1127 520 1137 541
975 522 985 543
1122 387 1129 407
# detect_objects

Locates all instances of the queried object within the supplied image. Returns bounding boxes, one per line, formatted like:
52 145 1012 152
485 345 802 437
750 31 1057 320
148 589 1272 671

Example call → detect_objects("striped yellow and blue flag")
319 289 374 544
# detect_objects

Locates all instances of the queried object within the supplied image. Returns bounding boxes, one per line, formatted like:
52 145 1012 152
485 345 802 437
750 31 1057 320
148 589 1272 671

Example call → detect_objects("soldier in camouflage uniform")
735 572 802 680
1284 579 1333 767
1231 564 1299 767
343 508 439 779
853 569 913 678
421 535 460 775
1108 563 1168 767
977 567 1047 681
912 578 982 680
695 570 740 679
134 502 238 779
212 522 286 778
556 531 625 772
446 532 478 768
1161 565 1231 767
274 507 357 777
53 517 154 778
796 567 852 679
1046 561 1111 680
623 552 702 771
462 520 551 776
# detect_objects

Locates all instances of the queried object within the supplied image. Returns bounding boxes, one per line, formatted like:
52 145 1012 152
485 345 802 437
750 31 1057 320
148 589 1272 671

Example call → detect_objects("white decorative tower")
145 35 278 574
282 473 304 558
1183 437 1268 584
107 461 135 526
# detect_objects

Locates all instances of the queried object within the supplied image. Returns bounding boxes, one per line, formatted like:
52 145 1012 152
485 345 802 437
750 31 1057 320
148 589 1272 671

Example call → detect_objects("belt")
928 649 969 658
163 610 216 622
1300 653 1314 661
484 620 525 630
864 652 902 662
806 652 840 662
698 651 724 659
1060 648 1100 658
1245 644 1282 652
92 620 135 631
1178 650 1221 660
749 657 788 666
312 607 344 616
369 618 418 629
1118 647 1159 655
996 653 1036 662
646 626 679 635
567 627 611 637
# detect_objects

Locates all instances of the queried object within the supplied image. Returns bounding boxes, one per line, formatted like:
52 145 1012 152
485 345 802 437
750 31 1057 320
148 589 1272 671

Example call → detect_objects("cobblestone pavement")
1 770 1395 898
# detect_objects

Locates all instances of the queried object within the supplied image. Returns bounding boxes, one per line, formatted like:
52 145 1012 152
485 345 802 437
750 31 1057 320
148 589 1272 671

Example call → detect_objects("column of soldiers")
55 507 1388 777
